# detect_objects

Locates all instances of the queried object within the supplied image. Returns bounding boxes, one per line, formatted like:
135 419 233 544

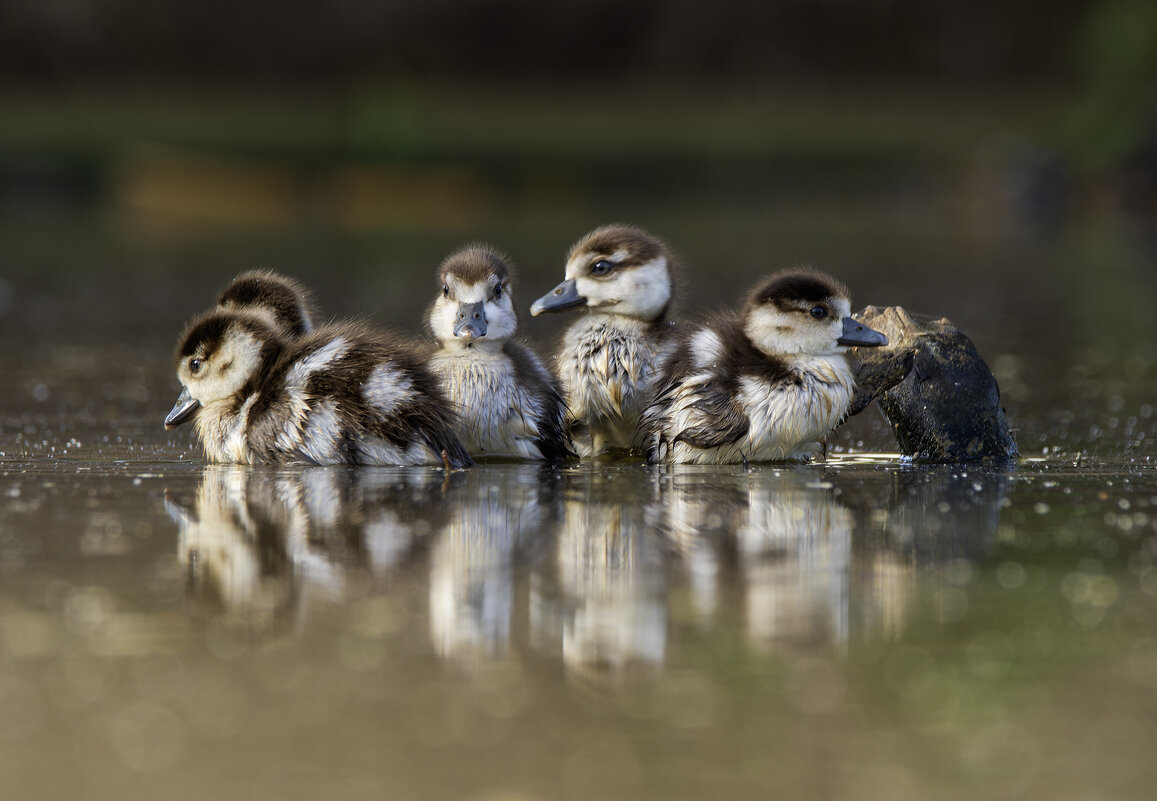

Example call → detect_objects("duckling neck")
439 337 506 355
592 307 668 325
194 394 259 464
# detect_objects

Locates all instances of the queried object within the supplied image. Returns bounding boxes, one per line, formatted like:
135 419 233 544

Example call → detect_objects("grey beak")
164 387 201 430
453 301 487 340
530 279 586 316
838 316 888 348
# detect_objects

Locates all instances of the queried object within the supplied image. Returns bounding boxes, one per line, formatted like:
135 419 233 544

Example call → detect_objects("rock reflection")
842 464 1011 636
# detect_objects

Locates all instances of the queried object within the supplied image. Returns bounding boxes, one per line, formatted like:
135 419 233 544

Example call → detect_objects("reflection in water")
842 465 1011 637
429 467 560 661
533 470 670 680
165 465 449 634
656 469 855 649
165 461 1010 672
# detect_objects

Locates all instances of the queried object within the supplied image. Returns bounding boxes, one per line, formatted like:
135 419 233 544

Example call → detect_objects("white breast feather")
196 395 257 464
556 316 672 454
430 350 543 459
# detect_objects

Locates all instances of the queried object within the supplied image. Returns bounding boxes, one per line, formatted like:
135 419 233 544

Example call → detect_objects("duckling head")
217 270 315 338
427 245 517 348
165 310 283 430
530 224 673 321
741 269 888 358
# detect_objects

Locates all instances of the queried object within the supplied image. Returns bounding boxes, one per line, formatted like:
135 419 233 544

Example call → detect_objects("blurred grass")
0 81 1071 169
1 80 1091 252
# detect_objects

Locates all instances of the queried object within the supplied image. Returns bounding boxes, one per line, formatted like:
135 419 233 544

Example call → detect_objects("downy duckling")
529 224 678 457
641 269 887 464
216 269 315 338
164 310 473 468
426 245 573 461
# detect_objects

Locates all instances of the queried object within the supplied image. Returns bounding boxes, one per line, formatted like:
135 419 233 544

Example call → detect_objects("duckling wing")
643 357 750 455
356 354 473 469
670 388 750 450
506 342 576 462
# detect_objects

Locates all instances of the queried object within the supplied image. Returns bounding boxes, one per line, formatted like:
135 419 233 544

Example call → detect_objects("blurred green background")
2 0 1154 220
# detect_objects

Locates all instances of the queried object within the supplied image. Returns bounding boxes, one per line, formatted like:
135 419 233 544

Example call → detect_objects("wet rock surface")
850 306 1018 461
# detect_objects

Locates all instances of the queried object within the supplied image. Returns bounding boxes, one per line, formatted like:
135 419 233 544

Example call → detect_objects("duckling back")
247 323 473 467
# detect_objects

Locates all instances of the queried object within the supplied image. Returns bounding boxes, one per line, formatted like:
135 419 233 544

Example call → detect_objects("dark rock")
849 306 1018 461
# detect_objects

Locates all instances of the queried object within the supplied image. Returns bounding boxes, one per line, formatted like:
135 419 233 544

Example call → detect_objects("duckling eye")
441 284 450 299
189 358 204 375
494 284 504 299
809 306 827 320
590 259 614 276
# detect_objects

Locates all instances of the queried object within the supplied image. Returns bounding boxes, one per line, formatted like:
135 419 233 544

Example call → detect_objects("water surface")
2 204 1157 799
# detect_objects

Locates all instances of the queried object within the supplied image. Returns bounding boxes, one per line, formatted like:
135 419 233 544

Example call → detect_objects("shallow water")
3 205 1157 799
3 456 1157 799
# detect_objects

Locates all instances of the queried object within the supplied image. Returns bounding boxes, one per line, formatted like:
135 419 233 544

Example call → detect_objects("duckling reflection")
165 466 298 635
427 466 561 663
658 469 854 648
530 469 670 681
663 463 1012 648
165 465 453 636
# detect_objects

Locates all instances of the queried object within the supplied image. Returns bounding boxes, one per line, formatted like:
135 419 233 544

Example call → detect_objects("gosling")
641 269 887 464
426 245 573 461
530 224 678 457
164 310 472 468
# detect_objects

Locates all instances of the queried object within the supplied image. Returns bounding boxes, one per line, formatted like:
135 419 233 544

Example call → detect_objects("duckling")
164 310 473 468
426 245 573 461
529 224 678 457
641 269 887 464
216 269 315 338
